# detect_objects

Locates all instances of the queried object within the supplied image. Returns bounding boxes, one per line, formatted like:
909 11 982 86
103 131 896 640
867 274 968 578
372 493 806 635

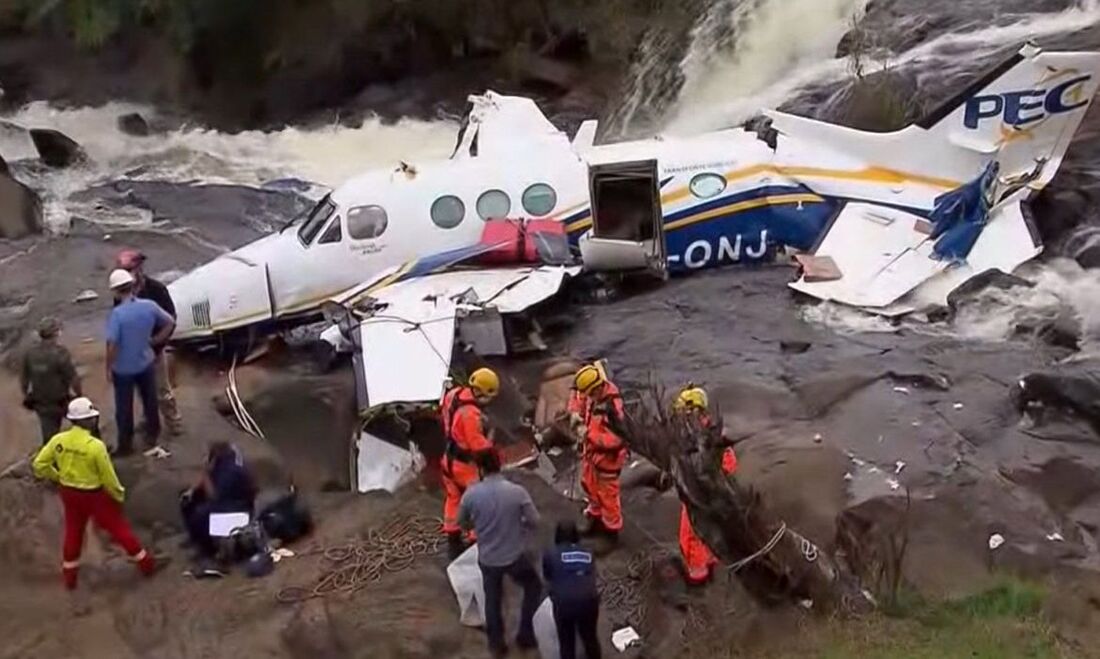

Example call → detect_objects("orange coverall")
439 386 494 535
576 382 627 533
679 416 738 584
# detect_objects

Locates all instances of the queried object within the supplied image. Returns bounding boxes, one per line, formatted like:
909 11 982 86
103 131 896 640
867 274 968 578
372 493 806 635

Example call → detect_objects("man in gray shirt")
459 450 543 658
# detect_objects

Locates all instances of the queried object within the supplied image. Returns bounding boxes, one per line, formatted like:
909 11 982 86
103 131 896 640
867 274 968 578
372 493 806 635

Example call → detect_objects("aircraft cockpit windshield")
297 196 337 246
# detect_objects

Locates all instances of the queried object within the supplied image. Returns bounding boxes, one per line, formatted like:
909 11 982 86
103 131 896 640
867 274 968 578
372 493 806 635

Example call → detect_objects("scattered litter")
911 421 921 427
629 460 641 469
271 548 296 562
813 433 823 443
878 435 885 444
611 626 641 652
886 477 900 491
850 456 866 467
895 461 906 474
868 465 881 474
798 599 814 610
861 589 878 606
143 446 171 459
1046 532 1064 542
843 472 853 481
953 402 965 410
547 447 563 457
988 533 1006 550
103 234 112 241
74 290 98 303
893 386 910 394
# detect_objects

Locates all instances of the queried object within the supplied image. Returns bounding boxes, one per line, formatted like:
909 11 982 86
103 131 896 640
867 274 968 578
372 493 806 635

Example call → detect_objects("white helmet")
67 397 100 421
108 268 135 290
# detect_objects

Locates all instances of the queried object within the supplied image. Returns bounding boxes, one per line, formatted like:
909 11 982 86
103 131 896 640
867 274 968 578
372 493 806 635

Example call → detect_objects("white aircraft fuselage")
169 45 1100 342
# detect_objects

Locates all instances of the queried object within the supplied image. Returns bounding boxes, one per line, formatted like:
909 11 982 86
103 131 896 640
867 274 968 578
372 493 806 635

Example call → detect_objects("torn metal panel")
789 203 948 308
360 312 457 408
352 265 576 411
885 193 1042 311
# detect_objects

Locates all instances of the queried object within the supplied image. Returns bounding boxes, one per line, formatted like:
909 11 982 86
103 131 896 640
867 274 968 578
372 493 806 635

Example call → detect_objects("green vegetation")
809 579 1066 659
682 578 1070 659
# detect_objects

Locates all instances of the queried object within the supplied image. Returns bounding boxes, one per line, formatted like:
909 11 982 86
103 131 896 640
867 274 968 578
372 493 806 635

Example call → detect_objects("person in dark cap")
115 248 182 435
543 519 602 659
21 316 82 444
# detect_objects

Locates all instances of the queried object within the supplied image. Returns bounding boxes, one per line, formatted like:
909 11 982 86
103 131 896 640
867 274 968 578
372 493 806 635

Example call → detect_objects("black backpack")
258 491 313 544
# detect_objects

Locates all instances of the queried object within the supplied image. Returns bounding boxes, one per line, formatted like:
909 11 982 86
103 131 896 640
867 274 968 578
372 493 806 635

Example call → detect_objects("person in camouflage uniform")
21 317 82 444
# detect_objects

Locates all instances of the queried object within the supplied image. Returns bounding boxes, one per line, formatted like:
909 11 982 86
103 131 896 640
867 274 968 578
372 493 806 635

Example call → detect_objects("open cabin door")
579 159 667 278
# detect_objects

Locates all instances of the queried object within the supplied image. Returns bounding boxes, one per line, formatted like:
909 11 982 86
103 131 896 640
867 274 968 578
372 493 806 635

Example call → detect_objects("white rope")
226 356 265 440
726 522 787 573
800 537 819 563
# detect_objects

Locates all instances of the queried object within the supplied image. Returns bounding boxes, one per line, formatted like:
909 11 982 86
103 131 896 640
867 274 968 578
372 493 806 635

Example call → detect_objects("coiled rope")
598 549 669 628
277 515 443 604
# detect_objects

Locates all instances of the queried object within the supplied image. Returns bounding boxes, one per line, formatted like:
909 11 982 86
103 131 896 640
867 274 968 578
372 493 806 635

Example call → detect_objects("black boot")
447 532 466 561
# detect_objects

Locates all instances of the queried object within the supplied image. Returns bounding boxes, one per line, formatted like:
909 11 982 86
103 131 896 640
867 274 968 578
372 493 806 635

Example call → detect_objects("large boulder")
117 112 151 137
0 159 42 239
29 128 87 168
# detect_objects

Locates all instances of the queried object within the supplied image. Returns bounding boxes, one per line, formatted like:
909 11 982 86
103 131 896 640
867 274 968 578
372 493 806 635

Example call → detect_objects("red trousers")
441 457 479 535
679 504 718 584
581 459 623 532
59 486 153 590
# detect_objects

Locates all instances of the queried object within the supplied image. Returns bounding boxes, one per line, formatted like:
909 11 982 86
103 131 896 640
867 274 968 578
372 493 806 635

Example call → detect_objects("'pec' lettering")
963 75 1093 129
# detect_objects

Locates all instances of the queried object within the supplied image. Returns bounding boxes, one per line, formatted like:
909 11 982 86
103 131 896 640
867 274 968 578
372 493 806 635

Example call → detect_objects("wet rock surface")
0 160 41 239
29 128 86 168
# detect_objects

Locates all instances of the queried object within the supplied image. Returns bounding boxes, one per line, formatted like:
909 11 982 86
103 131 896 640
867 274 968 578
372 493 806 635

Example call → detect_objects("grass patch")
762 578 1070 659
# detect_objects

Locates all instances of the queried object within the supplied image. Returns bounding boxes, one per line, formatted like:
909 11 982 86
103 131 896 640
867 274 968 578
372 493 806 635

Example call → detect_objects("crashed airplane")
169 43 1099 366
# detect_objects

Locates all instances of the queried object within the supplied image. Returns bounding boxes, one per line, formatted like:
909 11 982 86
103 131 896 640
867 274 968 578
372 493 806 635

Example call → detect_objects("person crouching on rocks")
32 397 159 590
180 441 257 559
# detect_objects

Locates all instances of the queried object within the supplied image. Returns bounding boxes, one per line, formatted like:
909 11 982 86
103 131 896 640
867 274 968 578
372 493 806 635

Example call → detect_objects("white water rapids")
2 0 1100 346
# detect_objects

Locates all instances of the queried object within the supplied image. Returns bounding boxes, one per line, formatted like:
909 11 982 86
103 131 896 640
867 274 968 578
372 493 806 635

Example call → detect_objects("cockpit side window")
348 205 388 239
317 216 343 244
297 197 337 246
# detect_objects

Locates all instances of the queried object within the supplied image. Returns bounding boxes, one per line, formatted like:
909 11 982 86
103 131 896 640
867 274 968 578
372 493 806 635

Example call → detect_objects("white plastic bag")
356 432 425 494
534 597 561 659
447 544 486 627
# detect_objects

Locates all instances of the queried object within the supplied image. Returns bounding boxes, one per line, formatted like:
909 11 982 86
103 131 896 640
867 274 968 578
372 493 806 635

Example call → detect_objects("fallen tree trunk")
619 387 867 612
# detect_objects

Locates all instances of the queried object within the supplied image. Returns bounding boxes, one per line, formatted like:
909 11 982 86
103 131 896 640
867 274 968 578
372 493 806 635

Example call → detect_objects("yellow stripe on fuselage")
665 193 825 232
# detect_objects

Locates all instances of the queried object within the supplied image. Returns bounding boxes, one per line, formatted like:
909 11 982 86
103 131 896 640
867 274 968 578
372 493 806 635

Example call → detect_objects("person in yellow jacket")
32 397 157 590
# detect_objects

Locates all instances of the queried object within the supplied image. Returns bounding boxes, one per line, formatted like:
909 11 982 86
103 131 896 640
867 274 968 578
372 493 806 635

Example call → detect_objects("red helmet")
116 249 146 271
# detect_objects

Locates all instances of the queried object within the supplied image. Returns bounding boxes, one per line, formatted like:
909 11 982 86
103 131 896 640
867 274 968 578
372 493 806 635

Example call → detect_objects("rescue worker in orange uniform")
673 386 738 585
440 367 500 559
573 363 628 541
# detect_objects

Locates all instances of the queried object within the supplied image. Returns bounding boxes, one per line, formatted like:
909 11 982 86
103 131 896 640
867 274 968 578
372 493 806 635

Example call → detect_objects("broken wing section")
789 184 1041 312
351 265 577 411
788 203 948 308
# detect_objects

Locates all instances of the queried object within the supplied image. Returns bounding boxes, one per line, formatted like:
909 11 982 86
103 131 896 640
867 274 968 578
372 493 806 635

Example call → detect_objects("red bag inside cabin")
477 218 568 265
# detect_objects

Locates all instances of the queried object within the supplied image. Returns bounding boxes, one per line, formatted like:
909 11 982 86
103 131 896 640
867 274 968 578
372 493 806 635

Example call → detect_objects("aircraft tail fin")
766 44 1100 187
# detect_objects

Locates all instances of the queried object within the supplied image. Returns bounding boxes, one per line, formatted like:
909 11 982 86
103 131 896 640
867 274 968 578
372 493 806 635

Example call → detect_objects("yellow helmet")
675 386 708 411
574 363 606 395
469 368 500 398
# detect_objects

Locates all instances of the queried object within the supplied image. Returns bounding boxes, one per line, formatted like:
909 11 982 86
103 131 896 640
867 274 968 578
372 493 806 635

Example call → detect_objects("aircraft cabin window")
431 195 466 229
476 189 511 220
522 183 557 216
317 216 343 244
297 197 337 246
690 173 727 199
348 205 388 239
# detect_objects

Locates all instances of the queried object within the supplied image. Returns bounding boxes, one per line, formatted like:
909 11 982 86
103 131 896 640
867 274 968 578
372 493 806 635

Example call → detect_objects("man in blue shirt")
106 269 175 456
458 450 542 658
543 520 601 659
